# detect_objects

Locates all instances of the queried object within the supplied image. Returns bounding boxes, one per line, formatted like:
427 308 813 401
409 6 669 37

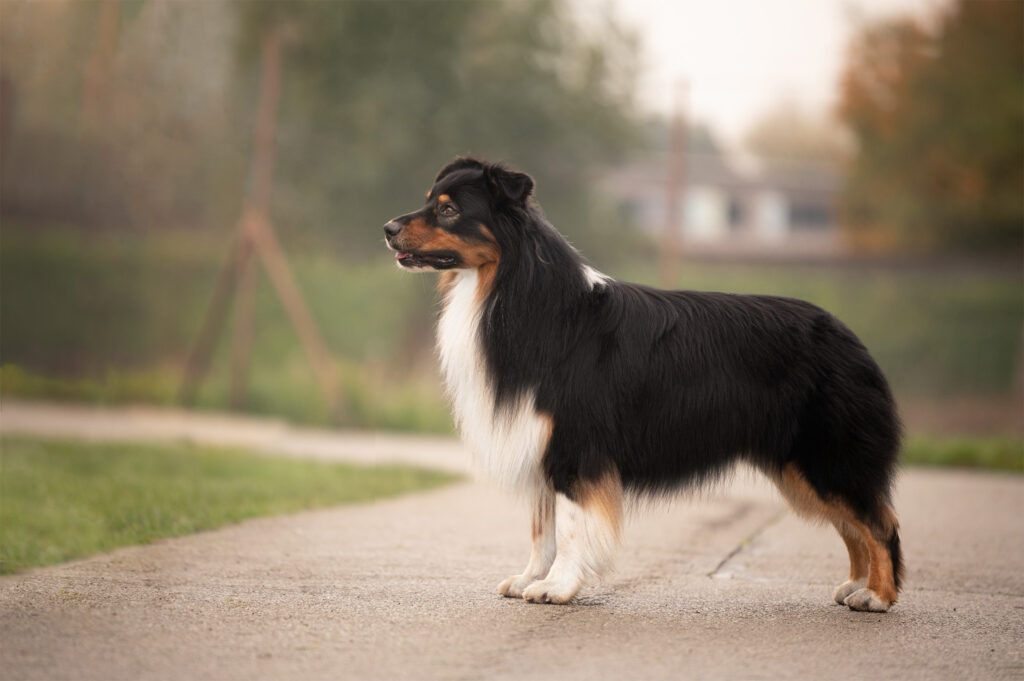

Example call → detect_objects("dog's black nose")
384 220 402 237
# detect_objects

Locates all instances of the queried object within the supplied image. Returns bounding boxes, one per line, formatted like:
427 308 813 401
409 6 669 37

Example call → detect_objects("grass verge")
903 435 1023 472
0 437 460 575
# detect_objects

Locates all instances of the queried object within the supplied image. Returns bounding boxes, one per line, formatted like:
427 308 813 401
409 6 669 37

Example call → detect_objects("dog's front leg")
498 487 556 598
522 471 623 604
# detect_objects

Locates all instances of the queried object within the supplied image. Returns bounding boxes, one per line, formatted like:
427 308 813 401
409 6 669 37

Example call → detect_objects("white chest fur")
436 270 550 492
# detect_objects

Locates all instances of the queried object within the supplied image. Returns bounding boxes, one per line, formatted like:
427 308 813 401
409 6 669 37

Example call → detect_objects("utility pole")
660 80 688 289
81 0 120 127
180 25 341 417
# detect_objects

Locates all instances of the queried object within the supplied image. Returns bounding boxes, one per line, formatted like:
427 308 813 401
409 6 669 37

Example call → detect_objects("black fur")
888 528 905 591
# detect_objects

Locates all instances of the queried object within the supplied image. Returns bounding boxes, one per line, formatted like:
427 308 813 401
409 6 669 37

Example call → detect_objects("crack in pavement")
706 508 788 579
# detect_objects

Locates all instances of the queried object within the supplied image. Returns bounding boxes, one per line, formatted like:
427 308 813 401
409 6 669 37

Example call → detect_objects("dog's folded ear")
486 164 534 206
435 156 485 183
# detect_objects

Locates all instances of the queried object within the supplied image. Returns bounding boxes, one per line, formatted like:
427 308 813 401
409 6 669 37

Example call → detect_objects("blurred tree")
743 98 851 166
0 0 244 230
641 114 722 156
234 0 644 263
837 0 1024 254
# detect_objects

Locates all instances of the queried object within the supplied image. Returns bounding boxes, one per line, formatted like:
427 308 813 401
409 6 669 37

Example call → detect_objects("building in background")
602 152 846 259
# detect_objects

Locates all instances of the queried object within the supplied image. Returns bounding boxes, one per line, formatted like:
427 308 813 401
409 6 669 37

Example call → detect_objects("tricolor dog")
384 157 903 612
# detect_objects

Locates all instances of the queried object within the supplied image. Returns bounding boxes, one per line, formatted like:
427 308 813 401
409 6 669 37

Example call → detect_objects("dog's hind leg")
831 520 869 603
522 470 623 604
773 463 902 612
498 487 557 598
842 503 902 612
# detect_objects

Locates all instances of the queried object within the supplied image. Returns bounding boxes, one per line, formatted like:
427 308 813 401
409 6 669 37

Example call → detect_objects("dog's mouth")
394 249 460 270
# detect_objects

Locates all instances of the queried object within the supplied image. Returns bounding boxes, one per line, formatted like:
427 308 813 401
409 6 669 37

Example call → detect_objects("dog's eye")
439 204 458 218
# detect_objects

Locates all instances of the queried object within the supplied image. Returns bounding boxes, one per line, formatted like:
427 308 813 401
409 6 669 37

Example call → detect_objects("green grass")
903 435 1023 472
0 437 460 574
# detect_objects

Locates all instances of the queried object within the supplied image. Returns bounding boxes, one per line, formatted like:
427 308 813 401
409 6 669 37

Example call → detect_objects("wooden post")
248 211 339 414
660 81 688 289
229 235 257 410
82 0 120 126
180 234 244 405
180 24 341 417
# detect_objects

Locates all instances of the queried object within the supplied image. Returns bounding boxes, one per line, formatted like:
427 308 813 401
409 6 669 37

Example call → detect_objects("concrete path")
2 401 1022 680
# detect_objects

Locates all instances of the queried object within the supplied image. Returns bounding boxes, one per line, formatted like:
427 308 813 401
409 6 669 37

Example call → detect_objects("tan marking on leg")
500 487 557 598
521 469 622 605
835 520 869 581
576 469 624 544
774 464 898 607
775 464 850 525
854 520 899 604
531 491 555 540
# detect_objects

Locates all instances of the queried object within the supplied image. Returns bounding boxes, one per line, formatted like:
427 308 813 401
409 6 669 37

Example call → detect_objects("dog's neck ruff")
437 269 550 492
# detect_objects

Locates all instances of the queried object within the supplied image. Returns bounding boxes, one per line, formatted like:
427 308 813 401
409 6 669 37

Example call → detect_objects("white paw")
521 577 581 604
833 578 867 604
497 573 537 599
844 587 892 612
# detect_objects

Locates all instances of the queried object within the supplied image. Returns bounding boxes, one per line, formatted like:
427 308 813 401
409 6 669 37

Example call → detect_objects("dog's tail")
883 513 904 593
871 502 904 595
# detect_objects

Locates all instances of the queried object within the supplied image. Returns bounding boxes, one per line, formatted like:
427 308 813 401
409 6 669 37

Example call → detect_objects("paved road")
1 401 1022 680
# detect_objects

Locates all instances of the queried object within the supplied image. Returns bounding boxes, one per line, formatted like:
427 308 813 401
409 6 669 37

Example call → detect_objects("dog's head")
383 157 533 271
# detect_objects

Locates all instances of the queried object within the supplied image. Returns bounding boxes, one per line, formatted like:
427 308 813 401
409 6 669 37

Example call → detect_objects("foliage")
0 1 247 231
640 114 723 156
235 0 643 263
743 98 851 165
0 437 459 574
836 0 1024 254
902 436 1023 472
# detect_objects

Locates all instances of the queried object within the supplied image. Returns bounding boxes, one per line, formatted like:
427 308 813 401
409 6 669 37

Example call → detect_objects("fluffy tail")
887 525 904 592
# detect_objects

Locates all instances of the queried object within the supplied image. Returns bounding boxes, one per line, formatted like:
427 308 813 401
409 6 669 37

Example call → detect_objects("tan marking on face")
437 194 451 204
399 217 434 245
576 469 624 543
774 464 899 604
475 262 498 302
425 189 432 199
437 271 457 296
398 218 499 270
472 225 501 301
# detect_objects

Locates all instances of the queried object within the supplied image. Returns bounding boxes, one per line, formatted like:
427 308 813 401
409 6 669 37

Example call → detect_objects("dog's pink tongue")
396 252 412 260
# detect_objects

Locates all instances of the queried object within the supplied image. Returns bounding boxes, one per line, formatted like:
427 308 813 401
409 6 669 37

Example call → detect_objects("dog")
384 156 904 612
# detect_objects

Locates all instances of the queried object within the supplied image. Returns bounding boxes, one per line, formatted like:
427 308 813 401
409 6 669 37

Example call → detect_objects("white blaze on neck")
582 265 611 289
436 269 550 492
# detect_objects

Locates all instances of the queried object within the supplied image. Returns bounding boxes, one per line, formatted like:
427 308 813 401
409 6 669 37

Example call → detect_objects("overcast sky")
588 0 948 146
